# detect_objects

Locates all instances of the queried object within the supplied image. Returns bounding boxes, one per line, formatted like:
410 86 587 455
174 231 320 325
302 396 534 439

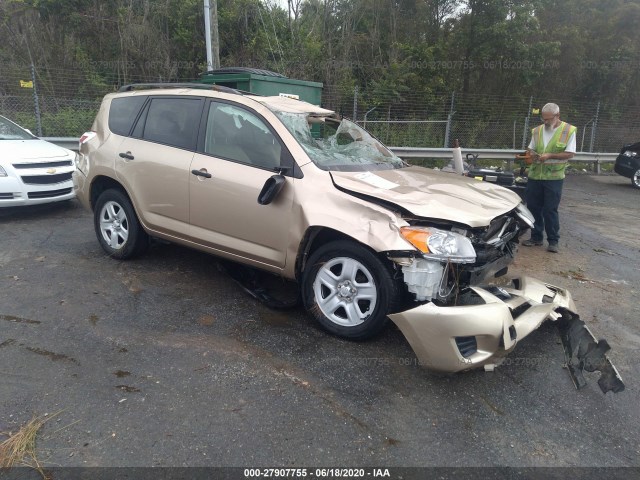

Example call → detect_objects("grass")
0 412 61 478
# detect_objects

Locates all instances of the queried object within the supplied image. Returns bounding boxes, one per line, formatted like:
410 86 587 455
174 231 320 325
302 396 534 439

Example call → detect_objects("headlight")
516 203 535 228
0 166 7 177
400 226 476 263
623 151 637 157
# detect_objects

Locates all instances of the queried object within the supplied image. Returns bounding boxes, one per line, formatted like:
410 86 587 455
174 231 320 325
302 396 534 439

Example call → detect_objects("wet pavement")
0 174 639 468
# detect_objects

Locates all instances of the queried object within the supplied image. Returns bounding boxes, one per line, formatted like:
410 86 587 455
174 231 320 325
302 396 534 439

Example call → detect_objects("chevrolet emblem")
46 168 57 174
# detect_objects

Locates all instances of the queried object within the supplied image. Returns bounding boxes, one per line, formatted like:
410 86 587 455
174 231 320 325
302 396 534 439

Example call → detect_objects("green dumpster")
200 67 323 106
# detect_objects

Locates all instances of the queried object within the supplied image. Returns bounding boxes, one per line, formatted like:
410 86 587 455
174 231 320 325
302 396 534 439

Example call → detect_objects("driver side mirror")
257 174 286 205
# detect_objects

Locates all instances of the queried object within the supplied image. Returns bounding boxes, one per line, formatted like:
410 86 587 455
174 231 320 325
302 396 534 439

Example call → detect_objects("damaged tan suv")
74 83 623 391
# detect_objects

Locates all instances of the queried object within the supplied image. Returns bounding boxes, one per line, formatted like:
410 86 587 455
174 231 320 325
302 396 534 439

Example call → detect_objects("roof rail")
117 83 242 94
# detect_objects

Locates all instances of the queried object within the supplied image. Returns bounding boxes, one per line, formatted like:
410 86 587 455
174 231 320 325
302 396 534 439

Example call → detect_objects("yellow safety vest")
529 121 576 180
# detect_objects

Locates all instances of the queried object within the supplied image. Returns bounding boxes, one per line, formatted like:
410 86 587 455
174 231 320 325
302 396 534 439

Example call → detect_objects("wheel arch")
89 175 130 211
294 226 400 282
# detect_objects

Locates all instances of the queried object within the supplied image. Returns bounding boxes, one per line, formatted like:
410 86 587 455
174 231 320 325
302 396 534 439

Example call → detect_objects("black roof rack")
117 83 242 94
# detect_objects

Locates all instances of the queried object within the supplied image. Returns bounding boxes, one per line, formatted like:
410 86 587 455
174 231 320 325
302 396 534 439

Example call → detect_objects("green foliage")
0 0 638 141
12 106 98 136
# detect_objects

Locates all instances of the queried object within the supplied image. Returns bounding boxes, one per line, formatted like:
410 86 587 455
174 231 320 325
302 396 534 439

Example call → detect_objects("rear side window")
142 98 203 150
108 96 146 135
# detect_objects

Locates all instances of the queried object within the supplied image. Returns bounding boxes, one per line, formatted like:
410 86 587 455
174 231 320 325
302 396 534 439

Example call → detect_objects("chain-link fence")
1 64 638 152
323 86 640 152
0 65 177 137
0 94 101 137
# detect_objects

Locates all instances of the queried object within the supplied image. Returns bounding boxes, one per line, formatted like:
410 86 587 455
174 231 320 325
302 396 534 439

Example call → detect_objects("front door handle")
119 151 134 160
191 169 212 179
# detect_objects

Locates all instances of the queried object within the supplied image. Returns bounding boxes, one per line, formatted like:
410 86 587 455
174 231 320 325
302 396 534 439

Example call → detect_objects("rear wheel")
94 189 148 259
632 168 640 189
302 240 401 340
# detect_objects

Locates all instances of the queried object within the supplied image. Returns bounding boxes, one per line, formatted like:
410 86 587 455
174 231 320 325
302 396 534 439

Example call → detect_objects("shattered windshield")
274 112 404 171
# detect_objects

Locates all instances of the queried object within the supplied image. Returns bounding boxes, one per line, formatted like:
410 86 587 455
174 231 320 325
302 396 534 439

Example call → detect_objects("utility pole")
204 0 220 71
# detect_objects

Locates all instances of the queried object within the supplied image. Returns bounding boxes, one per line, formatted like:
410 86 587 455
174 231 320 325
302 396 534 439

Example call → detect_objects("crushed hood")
1 139 73 161
331 166 521 228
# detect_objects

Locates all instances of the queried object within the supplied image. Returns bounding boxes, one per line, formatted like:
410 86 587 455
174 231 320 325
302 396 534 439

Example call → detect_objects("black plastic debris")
218 260 300 310
556 310 625 394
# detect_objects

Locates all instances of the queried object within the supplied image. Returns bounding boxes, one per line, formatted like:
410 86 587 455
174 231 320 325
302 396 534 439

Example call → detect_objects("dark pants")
525 178 563 245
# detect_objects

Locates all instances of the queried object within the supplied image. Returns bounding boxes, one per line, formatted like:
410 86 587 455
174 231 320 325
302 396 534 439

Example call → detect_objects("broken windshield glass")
274 112 404 171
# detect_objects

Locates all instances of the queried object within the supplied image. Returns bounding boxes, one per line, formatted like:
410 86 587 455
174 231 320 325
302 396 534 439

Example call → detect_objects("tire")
632 168 640 189
94 188 149 259
301 240 402 340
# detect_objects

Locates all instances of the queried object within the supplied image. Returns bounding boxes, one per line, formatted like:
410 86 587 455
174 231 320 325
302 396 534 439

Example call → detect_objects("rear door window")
108 96 147 136
140 97 204 150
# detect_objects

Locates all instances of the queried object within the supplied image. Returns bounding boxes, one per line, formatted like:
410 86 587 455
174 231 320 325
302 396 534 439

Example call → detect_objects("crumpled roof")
248 95 334 116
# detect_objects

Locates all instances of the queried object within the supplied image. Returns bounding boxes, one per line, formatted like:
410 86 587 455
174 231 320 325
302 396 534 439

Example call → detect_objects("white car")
0 115 76 206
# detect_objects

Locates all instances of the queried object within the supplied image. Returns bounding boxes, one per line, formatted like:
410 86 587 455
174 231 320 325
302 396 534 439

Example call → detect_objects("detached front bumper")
389 276 575 373
389 275 625 393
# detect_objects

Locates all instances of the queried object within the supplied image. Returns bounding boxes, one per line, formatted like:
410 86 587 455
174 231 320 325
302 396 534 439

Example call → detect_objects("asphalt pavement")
0 174 638 473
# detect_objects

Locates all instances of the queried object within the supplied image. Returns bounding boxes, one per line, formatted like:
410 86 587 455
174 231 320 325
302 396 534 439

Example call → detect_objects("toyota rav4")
74 83 623 391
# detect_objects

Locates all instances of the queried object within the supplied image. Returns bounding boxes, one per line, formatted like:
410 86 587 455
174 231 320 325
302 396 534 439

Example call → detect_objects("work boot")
522 238 543 246
547 243 559 253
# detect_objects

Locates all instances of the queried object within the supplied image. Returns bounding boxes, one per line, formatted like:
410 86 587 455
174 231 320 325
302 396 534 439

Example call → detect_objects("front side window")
142 98 202 149
204 102 282 170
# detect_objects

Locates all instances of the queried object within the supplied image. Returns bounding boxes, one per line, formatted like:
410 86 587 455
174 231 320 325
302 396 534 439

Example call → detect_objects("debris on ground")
0 412 60 478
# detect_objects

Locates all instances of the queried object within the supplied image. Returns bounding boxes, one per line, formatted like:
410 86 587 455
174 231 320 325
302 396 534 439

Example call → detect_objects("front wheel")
632 168 640 189
94 188 148 259
302 240 402 340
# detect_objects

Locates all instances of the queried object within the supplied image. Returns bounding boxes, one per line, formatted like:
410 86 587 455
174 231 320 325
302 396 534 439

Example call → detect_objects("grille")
28 188 72 199
21 172 73 185
0 193 15 199
12 160 73 169
455 336 478 358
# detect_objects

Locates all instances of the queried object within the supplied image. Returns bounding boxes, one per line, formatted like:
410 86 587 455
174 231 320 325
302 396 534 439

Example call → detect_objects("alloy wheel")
312 257 378 326
99 200 129 250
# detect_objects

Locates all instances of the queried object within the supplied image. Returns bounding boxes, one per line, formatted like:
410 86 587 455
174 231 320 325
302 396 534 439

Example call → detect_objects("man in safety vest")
522 103 576 253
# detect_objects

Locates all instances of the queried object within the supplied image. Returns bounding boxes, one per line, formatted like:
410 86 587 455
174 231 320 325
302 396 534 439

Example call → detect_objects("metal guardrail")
44 138 617 173
44 137 81 151
389 147 617 173
389 147 617 162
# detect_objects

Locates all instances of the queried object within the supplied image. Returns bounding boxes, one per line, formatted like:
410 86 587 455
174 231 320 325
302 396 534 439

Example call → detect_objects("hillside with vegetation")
1 0 639 149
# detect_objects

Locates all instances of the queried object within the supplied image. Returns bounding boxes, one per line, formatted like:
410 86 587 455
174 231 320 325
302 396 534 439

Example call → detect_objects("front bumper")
0 175 75 206
389 276 576 373
614 159 637 179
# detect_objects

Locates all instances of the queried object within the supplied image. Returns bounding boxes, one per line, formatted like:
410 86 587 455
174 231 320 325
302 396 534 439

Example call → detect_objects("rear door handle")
119 152 134 160
191 169 212 179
